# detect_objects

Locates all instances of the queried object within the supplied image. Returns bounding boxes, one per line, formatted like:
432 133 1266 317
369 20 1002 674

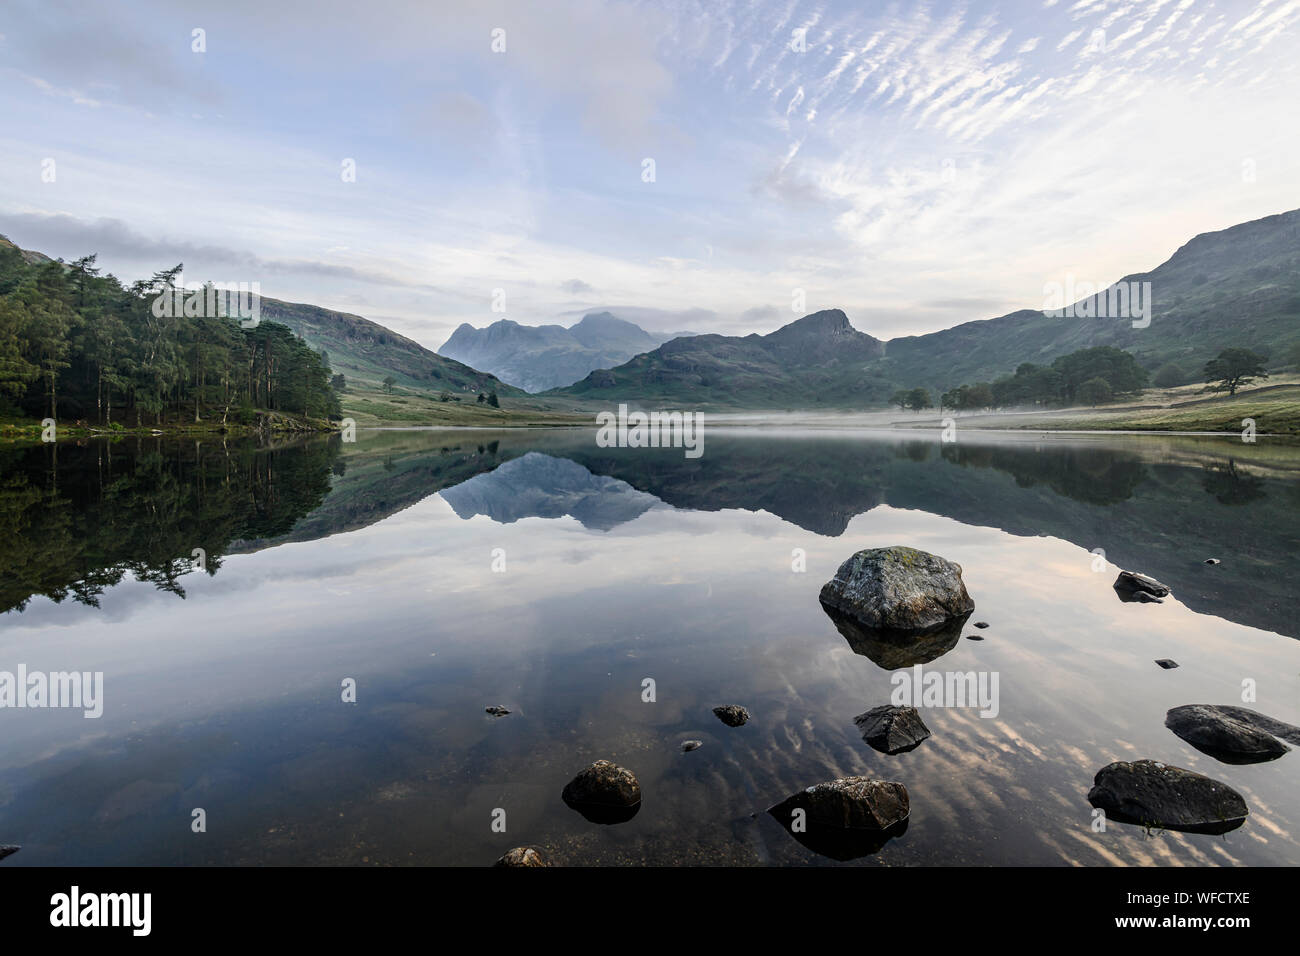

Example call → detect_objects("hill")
439 311 688 392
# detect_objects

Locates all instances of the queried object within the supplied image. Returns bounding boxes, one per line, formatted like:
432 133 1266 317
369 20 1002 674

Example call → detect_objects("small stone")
966 634 984 641
973 621 990 629
494 847 546 867
854 705 931 754
712 705 750 727
1154 659 1179 669
1204 558 1220 565
485 705 510 717
681 739 703 752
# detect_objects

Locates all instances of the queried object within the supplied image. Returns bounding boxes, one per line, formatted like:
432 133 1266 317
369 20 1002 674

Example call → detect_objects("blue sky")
1 0 1297 351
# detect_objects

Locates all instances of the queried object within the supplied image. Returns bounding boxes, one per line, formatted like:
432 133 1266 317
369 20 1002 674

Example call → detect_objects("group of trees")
924 346 1150 412
0 240 340 426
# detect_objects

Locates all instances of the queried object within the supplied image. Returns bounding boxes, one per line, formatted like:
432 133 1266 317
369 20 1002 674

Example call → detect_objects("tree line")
0 240 340 426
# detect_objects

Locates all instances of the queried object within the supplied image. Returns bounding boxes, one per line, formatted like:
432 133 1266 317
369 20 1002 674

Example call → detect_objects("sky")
1 0 1297 351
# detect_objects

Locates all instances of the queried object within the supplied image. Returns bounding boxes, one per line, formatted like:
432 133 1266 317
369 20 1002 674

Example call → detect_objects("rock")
485 705 511 717
681 739 703 752
1165 704 1297 764
494 846 546 867
0 845 18 862
1117 588 1163 604
1153 659 1179 669
561 760 641 824
854 705 931 754
820 546 975 634
770 777 909 830
1204 558 1220 565
966 634 984 641
1113 570 1171 598
1087 759 1248 834
712 705 750 727
973 621 990 629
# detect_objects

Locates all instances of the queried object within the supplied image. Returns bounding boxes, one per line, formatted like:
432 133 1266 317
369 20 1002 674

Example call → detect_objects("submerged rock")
485 705 511 717
681 739 703 752
1165 704 1297 764
1087 759 1248 833
0 845 18 862
712 705 750 727
1114 571 1171 598
820 546 975 634
562 760 641 824
494 846 547 867
854 705 931 754
1154 659 1179 669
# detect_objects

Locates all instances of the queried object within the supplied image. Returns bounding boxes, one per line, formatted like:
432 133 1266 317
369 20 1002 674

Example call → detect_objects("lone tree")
889 389 910 410
905 387 932 412
1203 348 1268 397
1077 376 1113 406
382 375 397 394
487 391 500 408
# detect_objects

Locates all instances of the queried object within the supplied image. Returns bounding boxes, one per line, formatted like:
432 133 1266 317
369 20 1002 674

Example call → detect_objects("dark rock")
485 705 511 717
681 739 703 752
820 546 975 634
0 845 18 862
562 759 641 824
1114 570 1171 598
966 634 984 641
712 705 750 727
1154 659 1179 669
770 777 910 829
1087 759 1248 833
1204 558 1220 565
973 621 990 629
494 846 546 867
854 705 931 754
1165 704 1296 764
1118 589 1163 604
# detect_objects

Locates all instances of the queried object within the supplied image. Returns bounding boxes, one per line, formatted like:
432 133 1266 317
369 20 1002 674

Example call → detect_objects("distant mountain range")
551 308 890 406
548 209 1300 407
439 312 691 392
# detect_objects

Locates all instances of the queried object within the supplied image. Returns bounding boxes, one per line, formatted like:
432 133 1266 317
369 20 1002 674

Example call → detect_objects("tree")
889 389 910 410
382 375 396 394
487 391 500 408
1203 348 1268 396
1077 376 1113 406
904 387 931 412
476 392 486 404
330 373 346 392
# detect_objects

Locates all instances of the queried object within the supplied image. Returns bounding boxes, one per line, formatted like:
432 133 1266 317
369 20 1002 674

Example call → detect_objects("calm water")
1 428 1298 866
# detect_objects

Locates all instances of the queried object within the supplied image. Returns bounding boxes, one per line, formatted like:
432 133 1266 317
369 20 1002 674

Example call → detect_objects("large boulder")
561 759 641 824
820 546 975 633
712 705 750 727
1087 759 1248 834
1165 704 1296 764
768 777 910 861
854 705 931 754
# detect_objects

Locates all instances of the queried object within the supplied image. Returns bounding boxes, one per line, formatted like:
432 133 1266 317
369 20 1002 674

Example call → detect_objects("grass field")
340 382 588 427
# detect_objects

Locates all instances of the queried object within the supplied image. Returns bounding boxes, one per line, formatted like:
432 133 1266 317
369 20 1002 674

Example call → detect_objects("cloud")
560 278 595 294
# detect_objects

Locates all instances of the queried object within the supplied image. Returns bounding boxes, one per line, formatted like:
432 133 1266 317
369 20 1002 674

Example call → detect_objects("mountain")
439 311 688 392
549 209 1300 408
877 208 1300 396
550 308 889 407
256 298 521 397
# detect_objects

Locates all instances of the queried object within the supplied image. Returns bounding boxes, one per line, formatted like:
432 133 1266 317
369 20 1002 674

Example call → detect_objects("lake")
1 427 1298 866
